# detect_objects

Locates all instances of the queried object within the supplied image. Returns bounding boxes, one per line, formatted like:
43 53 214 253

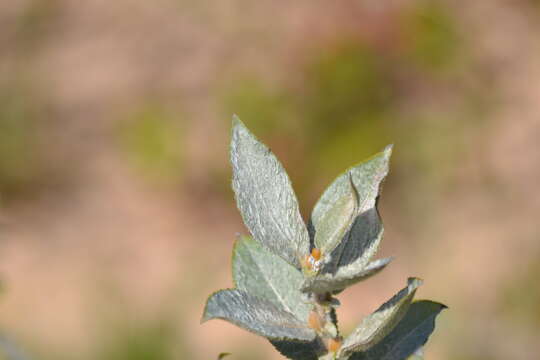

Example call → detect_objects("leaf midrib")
245 242 296 316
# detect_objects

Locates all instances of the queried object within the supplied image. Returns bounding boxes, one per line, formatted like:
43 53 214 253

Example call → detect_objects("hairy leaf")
202 289 316 341
310 146 391 272
322 207 383 274
340 278 422 357
270 339 323 360
230 116 309 268
233 235 311 321
349 301 446 360
301 257 392 294
314 177 357 256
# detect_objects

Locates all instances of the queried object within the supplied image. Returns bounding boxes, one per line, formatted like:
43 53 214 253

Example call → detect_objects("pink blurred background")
0 1 539 359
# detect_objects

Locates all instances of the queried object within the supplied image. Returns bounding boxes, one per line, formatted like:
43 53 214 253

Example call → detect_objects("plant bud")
300 254 311 269
311 248 322 261
327 337 342 353
307 311 323 332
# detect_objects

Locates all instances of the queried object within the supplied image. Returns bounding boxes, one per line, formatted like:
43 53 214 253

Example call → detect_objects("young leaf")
310 146 391 272
202 289 316 341
348 301 446 360
322 207 383 274
313 177 357 257
339 278 422 357
233 235 311 321
300 257 392 294
230 116 310 268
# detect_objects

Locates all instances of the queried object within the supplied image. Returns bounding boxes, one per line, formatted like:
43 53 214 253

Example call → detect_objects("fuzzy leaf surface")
270 339 322 360
314 179 357 256
349 301 446 360
202 289 316 341
301 257 392 294
230 116 309 268
322 207 383 274
311 146 391 272
340 278 422 357
233 235 311 321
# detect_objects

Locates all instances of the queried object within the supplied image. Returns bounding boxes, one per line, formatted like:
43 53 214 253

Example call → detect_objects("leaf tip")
201 301 213 324
231 114 242 126
201 290 226 324
230 114 249 141
200 309 211 324
407 277 424 289
433 301 449 310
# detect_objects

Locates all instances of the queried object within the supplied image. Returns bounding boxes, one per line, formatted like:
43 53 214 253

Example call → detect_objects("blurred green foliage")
12 0 59 54
303 43 394 131
400 2 461 71
300 43 395 180
499 255 540 329
94 317 188 360
222 78 293 137
0 83 47 201
117 104 184 183
219 1 488 231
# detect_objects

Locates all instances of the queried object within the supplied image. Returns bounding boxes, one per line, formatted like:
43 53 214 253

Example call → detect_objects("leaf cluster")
202 117 445 360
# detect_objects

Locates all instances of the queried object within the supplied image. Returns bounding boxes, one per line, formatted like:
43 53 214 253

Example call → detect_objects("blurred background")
0 0 539 359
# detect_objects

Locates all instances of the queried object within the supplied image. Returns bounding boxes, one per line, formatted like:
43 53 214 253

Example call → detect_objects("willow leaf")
233 235 311 321
340 278 422 357
349 301 446 360
301 257 392 294
322 207 384 274
311 146 391 272
270 339 323 360
314 177 357 257
202 289 316 341
230 116 309 268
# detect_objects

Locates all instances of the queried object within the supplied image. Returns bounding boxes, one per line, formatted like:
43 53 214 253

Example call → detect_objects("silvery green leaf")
270 339 323 360
348 301 446 360
233 235 311 321
310 146 391 272
202 289 316 341
300 257 392 294
230 116 310 268
322 207 383 274
314 177 358 256
311 145 392 223
339 278 422 357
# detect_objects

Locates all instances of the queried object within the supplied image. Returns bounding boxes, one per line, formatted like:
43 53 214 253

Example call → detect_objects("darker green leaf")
340 278 422 356
270 339 324 360
349 301 446 360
